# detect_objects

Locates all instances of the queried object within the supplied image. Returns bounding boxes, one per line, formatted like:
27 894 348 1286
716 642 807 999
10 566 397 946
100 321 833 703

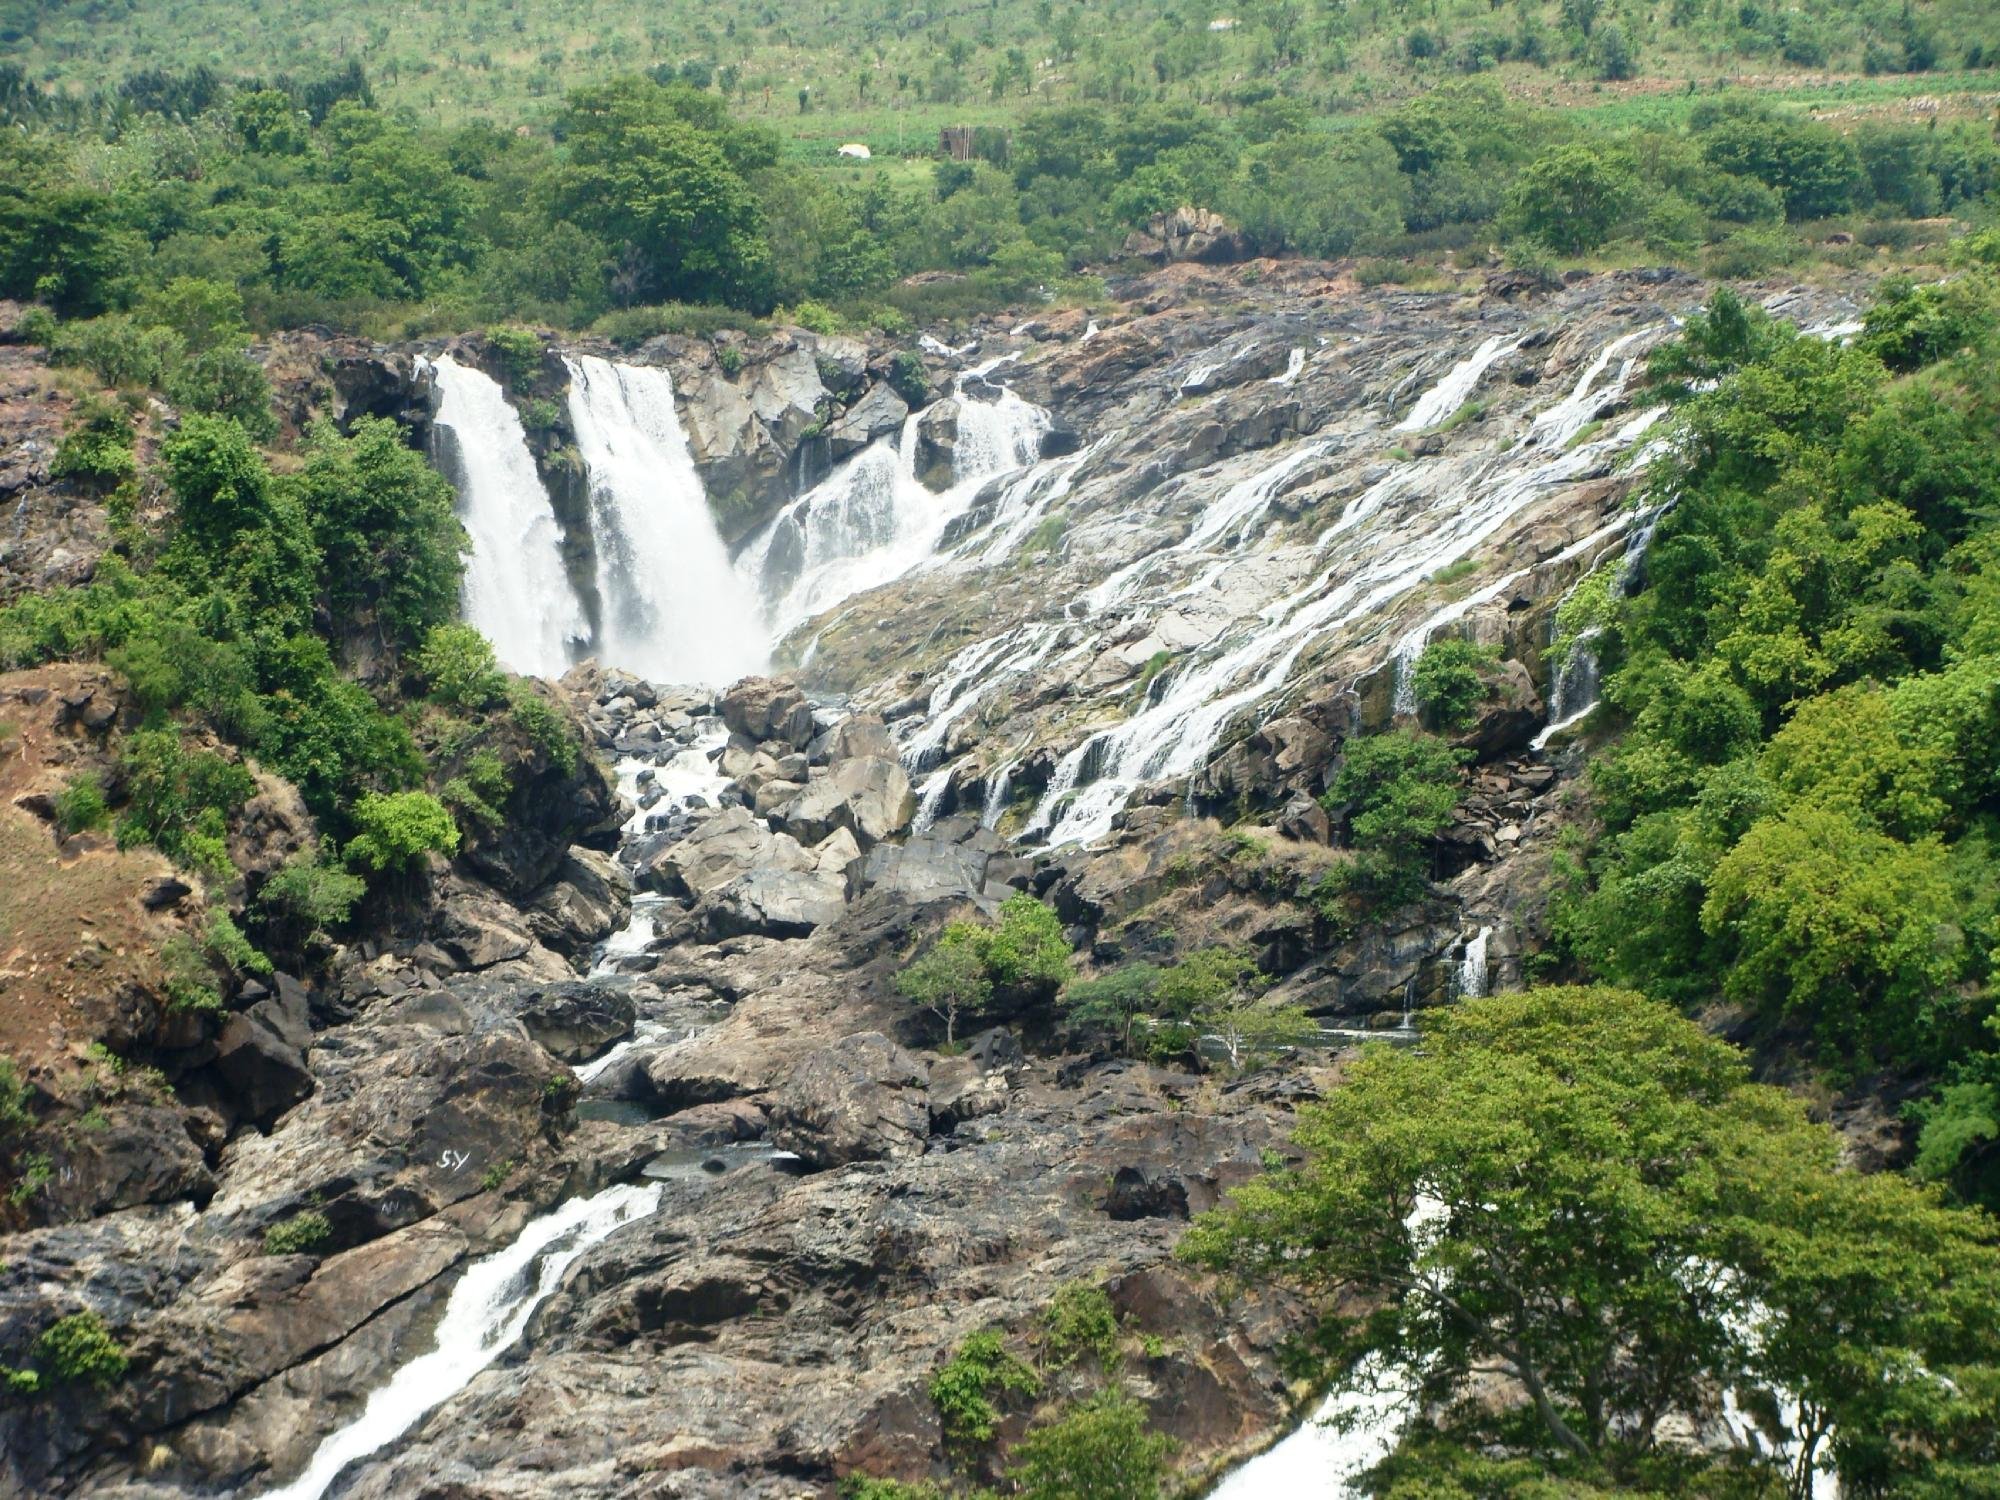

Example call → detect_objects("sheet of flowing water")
423 355 589 677
739 368 1050 641
256 1181 661 1500
1028 399 1667 847
564 356 769 686
1455 926 1492 998
1394 333 1514 432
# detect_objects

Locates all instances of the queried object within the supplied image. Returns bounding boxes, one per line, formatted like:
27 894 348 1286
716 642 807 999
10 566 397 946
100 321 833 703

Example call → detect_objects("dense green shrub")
49 399 137 487
117 728 256 880
343 790 459 873
1322 731 1468 900
930 1328 1039 1451
508 683 578 774
1005 1392 1176 1500
53 773 110 836
416 624 507 710
263 1209 332 1255
1411 637 1498 729
257 849 367 945
31 1312 128 1389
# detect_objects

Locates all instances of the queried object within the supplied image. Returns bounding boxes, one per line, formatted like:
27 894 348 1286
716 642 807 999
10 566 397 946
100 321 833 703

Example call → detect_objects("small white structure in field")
837 142 872 159
1208 16 1237 29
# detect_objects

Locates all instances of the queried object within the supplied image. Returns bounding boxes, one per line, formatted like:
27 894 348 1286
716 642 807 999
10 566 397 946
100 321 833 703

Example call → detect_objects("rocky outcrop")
768 1031 931 1166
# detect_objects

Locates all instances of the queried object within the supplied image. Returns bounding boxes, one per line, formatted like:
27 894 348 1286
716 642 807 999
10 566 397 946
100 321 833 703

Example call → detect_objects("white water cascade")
257 1181 661 1500
1455 926 1492 999
1027 392 1667 848
1394 333 1514 432
740 365 1051 642
564 356 769 686
424 355 590 677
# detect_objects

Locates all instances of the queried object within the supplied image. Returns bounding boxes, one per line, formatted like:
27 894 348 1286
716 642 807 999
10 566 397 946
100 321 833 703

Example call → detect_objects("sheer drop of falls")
256 1182 660 1500
738 363 1051 642
564 355 770 686
424 355 589 677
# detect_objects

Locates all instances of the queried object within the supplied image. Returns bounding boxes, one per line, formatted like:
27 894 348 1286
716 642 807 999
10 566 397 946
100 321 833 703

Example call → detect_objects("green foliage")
117 728 256 880
895 931 992 1046
1040 1282 1121 1372
1323 732 1468 901
263 1209 332 1255
508 683 579 774
1063 963 1162 1052
1411 637 1498 729
31 1312 128 1389
1555 277 2000 1085
483 326 542 387
0 1057 32 1138
1181 987 2000 1495
1005 1391 1176 1500
256 848 366 945
930 1328 1040 1452
292 418 467 650
887 351 929 407
1502 145 1635 254
416 624 507 710
53 773 110 837
50 399 137 488
343 790 459 874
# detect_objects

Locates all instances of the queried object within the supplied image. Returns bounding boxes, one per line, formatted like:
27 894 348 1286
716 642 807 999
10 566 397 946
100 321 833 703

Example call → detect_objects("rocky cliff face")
0 264 1869 1499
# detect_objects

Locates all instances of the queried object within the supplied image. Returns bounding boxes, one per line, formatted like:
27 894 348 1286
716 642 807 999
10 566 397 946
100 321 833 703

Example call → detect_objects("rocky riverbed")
0 263 1872 1498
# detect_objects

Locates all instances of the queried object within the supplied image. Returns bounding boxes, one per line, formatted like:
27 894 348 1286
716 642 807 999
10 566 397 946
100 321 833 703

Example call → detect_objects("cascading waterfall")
1027 386 1668 847
1394 333 1515 432
739 364 1050 642
257 1181 661 1500
1456 926 1492 998
423 354 590 677
563 356 769 686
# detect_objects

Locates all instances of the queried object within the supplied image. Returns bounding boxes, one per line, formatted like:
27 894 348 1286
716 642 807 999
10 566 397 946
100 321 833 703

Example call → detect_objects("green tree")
895 930 992 1046
290 418 467 650
1502 145 1636 255
1411 638 1498 730
1323 731 1467 899
1006 1391 1177 1500
1181 987 2000 1495
555 78 773 309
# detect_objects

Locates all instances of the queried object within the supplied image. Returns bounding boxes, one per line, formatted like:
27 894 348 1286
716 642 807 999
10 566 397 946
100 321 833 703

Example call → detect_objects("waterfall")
1270 347 1307 386
981 760 1015 828
423 355 589 677
1533 625 1605 750
1394 333 1514 432
740 367 1050 642
1027 397 1668 848
256 1181 661 1500
563 356 769 687
1456 927 1492 999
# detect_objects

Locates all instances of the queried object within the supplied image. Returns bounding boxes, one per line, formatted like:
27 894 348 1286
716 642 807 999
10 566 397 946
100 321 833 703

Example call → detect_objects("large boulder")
515 980 637 1063
528 845 632 959
823 712 896 765
720 677 816 748
824 383 909 460
768 1032 931 1167
698 867 848 941
642 807 815 898
210 982 316 1126
912 399 962 492
1444 657 1545 762
774 756 916 850
847 836 991 906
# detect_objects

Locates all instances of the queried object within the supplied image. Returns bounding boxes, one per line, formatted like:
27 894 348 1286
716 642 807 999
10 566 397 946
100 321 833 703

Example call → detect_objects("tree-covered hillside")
7 0 1999 140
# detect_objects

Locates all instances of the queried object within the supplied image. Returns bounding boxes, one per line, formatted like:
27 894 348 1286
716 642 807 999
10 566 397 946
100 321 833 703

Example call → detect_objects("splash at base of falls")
256 1182 661 1500
564 356 769 687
